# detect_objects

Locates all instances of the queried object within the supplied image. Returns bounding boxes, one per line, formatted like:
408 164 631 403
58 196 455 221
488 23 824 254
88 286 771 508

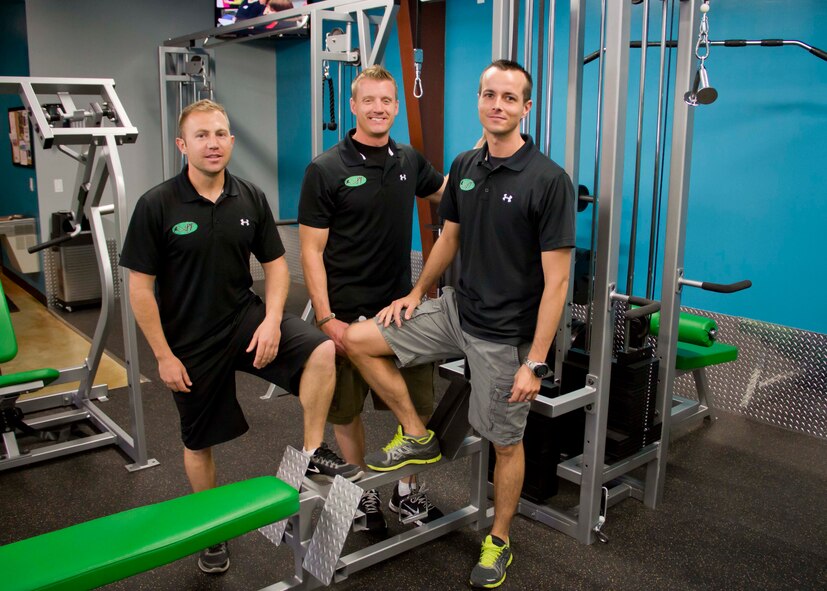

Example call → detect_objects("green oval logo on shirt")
344 175 367 187
460 179 475 191
172 221 198 235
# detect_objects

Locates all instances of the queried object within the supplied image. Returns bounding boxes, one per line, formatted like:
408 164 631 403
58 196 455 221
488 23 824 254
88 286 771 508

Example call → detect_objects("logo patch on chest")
172 221 198 235
344 175 367 187
459 179 475 191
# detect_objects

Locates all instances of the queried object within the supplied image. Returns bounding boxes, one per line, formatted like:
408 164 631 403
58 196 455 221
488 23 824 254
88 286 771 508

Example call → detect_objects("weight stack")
561 348 661 462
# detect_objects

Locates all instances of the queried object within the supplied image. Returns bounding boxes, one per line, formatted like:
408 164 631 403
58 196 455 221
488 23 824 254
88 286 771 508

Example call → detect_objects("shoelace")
407 484 435 510
314 444 344 467
382 428 406 452
479 539 505 567
360 490 381 512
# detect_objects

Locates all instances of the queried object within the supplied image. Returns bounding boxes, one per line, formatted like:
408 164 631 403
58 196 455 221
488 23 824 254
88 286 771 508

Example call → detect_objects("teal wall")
0 0 43 294
275 0 827 334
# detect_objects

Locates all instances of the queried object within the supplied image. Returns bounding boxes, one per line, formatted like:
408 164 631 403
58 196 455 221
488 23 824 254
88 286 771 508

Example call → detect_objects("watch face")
533 363 550 378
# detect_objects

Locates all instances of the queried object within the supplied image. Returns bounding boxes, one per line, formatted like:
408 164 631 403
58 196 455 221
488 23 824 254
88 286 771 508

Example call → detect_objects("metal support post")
645 0 699 508
579 0 632 544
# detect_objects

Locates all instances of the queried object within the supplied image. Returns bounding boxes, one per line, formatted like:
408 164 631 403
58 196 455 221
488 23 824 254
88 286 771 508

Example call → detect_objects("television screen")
216 1 307 27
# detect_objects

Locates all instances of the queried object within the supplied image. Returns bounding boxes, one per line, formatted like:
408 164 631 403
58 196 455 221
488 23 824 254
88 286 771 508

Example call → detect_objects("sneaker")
389 482 445 526
356 489 388 533
198 541 230 574
306 442 364 483
469 535 513 589
364 426 442 471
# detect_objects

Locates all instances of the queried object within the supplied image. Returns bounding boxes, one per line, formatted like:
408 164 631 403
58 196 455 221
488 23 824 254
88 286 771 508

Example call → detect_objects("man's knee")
184 445 212 459
492 440 522 460
306 339 336 371
343 320 386 358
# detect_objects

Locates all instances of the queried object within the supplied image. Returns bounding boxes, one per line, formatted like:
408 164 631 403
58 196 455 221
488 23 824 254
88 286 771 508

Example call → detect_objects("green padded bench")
1 281 60 460
649 311 739 424
0 475 299 591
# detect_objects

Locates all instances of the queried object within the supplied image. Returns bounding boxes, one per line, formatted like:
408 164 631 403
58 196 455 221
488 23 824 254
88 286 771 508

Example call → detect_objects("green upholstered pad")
0 281 19 363
650 311 718 347
0 476 299 591
0 367 60 390
675 341 738 371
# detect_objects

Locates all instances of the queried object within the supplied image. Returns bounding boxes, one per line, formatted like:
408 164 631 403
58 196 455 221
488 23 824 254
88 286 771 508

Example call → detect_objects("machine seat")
675 341 738 372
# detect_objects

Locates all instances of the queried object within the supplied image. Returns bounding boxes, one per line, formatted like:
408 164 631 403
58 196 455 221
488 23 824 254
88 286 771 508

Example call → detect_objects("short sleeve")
298 162 335 229
536 171 576 252
412 149 444 198
252 188 286 263
119 196 163 275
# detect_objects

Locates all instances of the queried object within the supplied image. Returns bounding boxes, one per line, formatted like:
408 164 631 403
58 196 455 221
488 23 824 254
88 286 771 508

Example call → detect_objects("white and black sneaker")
198 541 230 574
305 442 363 483
356 488 388 533
389 482 444 526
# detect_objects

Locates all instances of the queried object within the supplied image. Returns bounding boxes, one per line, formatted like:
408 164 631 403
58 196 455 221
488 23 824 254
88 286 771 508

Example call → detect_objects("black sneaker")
388 482 445 526
356 488 388 533
198 541 230 574
306 442 364 483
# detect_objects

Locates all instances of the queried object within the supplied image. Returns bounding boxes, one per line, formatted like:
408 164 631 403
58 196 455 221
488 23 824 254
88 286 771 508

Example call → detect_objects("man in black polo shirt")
344 60 575 589
299 65 446 532
120 99 360 575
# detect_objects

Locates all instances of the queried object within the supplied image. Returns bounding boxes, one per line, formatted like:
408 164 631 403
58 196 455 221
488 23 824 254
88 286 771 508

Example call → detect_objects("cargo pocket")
488 382 527 442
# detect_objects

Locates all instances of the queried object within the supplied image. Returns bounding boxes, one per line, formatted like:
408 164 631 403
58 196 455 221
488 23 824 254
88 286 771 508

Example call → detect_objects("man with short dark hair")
344 60 575 588
299 65 446 532
120 99 360 575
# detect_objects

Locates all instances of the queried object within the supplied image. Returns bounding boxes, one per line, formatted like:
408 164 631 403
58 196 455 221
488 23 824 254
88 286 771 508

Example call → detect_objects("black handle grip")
27 234 73 254
701 279 752 294
626 302 661 319
724 39 747 47
809 46 827 62
761 39 784 47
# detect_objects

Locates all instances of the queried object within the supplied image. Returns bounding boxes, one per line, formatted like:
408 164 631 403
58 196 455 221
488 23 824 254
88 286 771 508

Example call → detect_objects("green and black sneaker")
365 425 441 471
469 535 513 589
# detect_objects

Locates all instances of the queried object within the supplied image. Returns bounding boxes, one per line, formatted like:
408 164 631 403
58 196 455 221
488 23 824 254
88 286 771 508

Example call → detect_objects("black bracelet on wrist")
316 313 336 327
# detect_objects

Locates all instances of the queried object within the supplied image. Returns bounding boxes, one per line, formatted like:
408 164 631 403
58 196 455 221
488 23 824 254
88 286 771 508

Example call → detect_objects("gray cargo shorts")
377 287 531 446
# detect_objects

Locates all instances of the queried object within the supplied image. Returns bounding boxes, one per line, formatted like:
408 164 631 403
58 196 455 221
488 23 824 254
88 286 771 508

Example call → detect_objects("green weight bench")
0 281 60 460
649 311 739 425
0 475 299 591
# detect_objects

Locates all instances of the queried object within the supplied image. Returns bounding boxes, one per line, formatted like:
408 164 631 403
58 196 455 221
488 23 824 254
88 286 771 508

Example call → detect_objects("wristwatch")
523 359 550 379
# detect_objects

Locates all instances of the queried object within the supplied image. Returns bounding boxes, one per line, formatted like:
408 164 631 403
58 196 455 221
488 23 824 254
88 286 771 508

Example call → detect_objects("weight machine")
0 77 156 472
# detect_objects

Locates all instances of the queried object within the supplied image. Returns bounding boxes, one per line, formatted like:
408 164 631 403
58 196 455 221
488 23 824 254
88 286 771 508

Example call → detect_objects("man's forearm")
262 258 290 322
130 286 175 362
302 250 333 320
410 227 460 298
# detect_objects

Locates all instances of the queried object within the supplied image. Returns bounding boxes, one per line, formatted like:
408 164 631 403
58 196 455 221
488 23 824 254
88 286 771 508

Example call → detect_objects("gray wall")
24 0 279 244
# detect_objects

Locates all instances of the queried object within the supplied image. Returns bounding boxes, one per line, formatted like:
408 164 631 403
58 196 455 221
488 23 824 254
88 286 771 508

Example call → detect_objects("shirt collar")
475 134 536 172
339 129 399 167
175 165 238 202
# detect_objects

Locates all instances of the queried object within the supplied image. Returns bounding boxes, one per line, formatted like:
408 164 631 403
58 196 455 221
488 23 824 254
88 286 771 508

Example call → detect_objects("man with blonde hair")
121 99 360 575
299 65 446 533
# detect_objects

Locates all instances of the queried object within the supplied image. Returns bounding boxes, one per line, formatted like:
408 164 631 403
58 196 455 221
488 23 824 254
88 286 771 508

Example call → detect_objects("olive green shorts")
327 357 435 425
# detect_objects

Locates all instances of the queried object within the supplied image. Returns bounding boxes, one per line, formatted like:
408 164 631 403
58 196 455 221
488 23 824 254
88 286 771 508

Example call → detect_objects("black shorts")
172 298 329 450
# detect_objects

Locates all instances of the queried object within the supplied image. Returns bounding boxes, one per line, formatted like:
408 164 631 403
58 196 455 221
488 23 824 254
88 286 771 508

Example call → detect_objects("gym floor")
1 281 825 590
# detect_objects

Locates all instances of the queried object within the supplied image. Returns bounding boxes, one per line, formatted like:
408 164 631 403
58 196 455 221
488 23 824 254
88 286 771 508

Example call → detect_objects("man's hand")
509 364 541 403
247 316 282 369
376 293 423 327
158 355 192 393
321 317 349 356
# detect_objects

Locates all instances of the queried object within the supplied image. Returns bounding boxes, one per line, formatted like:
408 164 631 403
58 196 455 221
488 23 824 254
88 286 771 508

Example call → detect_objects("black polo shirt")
299 130 444 322
120 167 285 358
439 135 575 345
